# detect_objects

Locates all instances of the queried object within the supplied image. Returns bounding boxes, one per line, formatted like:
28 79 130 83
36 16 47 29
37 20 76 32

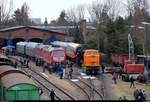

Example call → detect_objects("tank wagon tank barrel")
0 65 41 100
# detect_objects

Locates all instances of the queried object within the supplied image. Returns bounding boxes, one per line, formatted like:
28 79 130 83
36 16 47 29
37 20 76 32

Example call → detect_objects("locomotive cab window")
85 51 98 56
53 51 65 57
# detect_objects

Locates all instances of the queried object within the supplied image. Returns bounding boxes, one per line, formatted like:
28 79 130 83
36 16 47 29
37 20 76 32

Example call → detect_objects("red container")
125 64 144 74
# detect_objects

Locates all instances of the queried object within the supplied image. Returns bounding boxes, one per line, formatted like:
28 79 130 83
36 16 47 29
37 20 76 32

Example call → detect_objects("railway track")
9 56 76 100
65 75 91 100
9 56 104 100
66 62 104 100
72 74 104 100
23 67 76 100
97 73 106 99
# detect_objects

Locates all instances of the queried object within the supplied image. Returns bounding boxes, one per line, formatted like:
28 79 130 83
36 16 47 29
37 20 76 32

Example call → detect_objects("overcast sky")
13 0 127 23
13 0 94 23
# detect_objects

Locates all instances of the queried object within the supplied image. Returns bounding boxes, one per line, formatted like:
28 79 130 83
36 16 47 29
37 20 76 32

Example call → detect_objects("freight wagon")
0 65 41 100
111 53 147 81
121 60 145 81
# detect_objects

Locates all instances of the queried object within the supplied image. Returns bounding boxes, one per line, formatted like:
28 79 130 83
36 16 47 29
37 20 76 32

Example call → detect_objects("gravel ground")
104 73 150 100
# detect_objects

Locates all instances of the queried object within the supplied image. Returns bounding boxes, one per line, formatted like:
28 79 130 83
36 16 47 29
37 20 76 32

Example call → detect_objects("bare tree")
0 0 13 27
107 0 122 20
67 5 85 23
126 0 150 55
13 2 31 26
88 0 111 51
66 5 85 43
88 0 122 24
21 2 30 26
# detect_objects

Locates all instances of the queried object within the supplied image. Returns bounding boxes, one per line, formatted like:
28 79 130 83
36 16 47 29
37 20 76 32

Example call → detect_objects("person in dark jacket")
101 65 105 73
39 87 43 96
138 89 144 101
50 89 56 101
130 76 135 88
26 59 30 67
59 65 63 79
69 62 73 68
68 68 73 79
134 89 139 100
14 61 18 68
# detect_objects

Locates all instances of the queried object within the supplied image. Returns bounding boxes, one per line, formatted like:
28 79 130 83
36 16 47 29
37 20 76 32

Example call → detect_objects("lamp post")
130 25 145 55
141 22 150 56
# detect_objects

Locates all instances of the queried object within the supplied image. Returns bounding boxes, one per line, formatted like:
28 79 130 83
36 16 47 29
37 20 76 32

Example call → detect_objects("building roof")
1 73 36 89
32 25 96 30
0 26 66 35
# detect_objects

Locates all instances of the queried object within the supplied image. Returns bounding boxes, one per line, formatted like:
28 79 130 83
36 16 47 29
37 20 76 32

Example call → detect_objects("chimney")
81 19 87 43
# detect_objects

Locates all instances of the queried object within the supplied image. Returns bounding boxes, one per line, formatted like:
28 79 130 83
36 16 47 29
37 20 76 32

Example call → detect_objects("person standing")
112 72 117 84
14 61 18 68
26 59 30 68
68 68 73 79
43 63 47 72
138 89 144 101
123 96 127 100
50 89 56 101
119 97 122 100
39 87 43 96
101 65 105 73
130 76 136 88
59 65 63 79
63 64 66 79
134 89 139 100
69 62 73 68
142 89 147 101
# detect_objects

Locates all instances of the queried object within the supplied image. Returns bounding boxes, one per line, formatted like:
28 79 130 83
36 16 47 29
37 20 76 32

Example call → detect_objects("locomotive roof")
43 45 64 52
84 49 99 52
16 42 28 46
51 41 81 48
68 42 81 48
51 41 68 47
51 47 65 51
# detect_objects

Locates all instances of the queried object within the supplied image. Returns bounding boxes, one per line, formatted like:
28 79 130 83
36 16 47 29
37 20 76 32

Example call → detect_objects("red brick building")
0 26 67 47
